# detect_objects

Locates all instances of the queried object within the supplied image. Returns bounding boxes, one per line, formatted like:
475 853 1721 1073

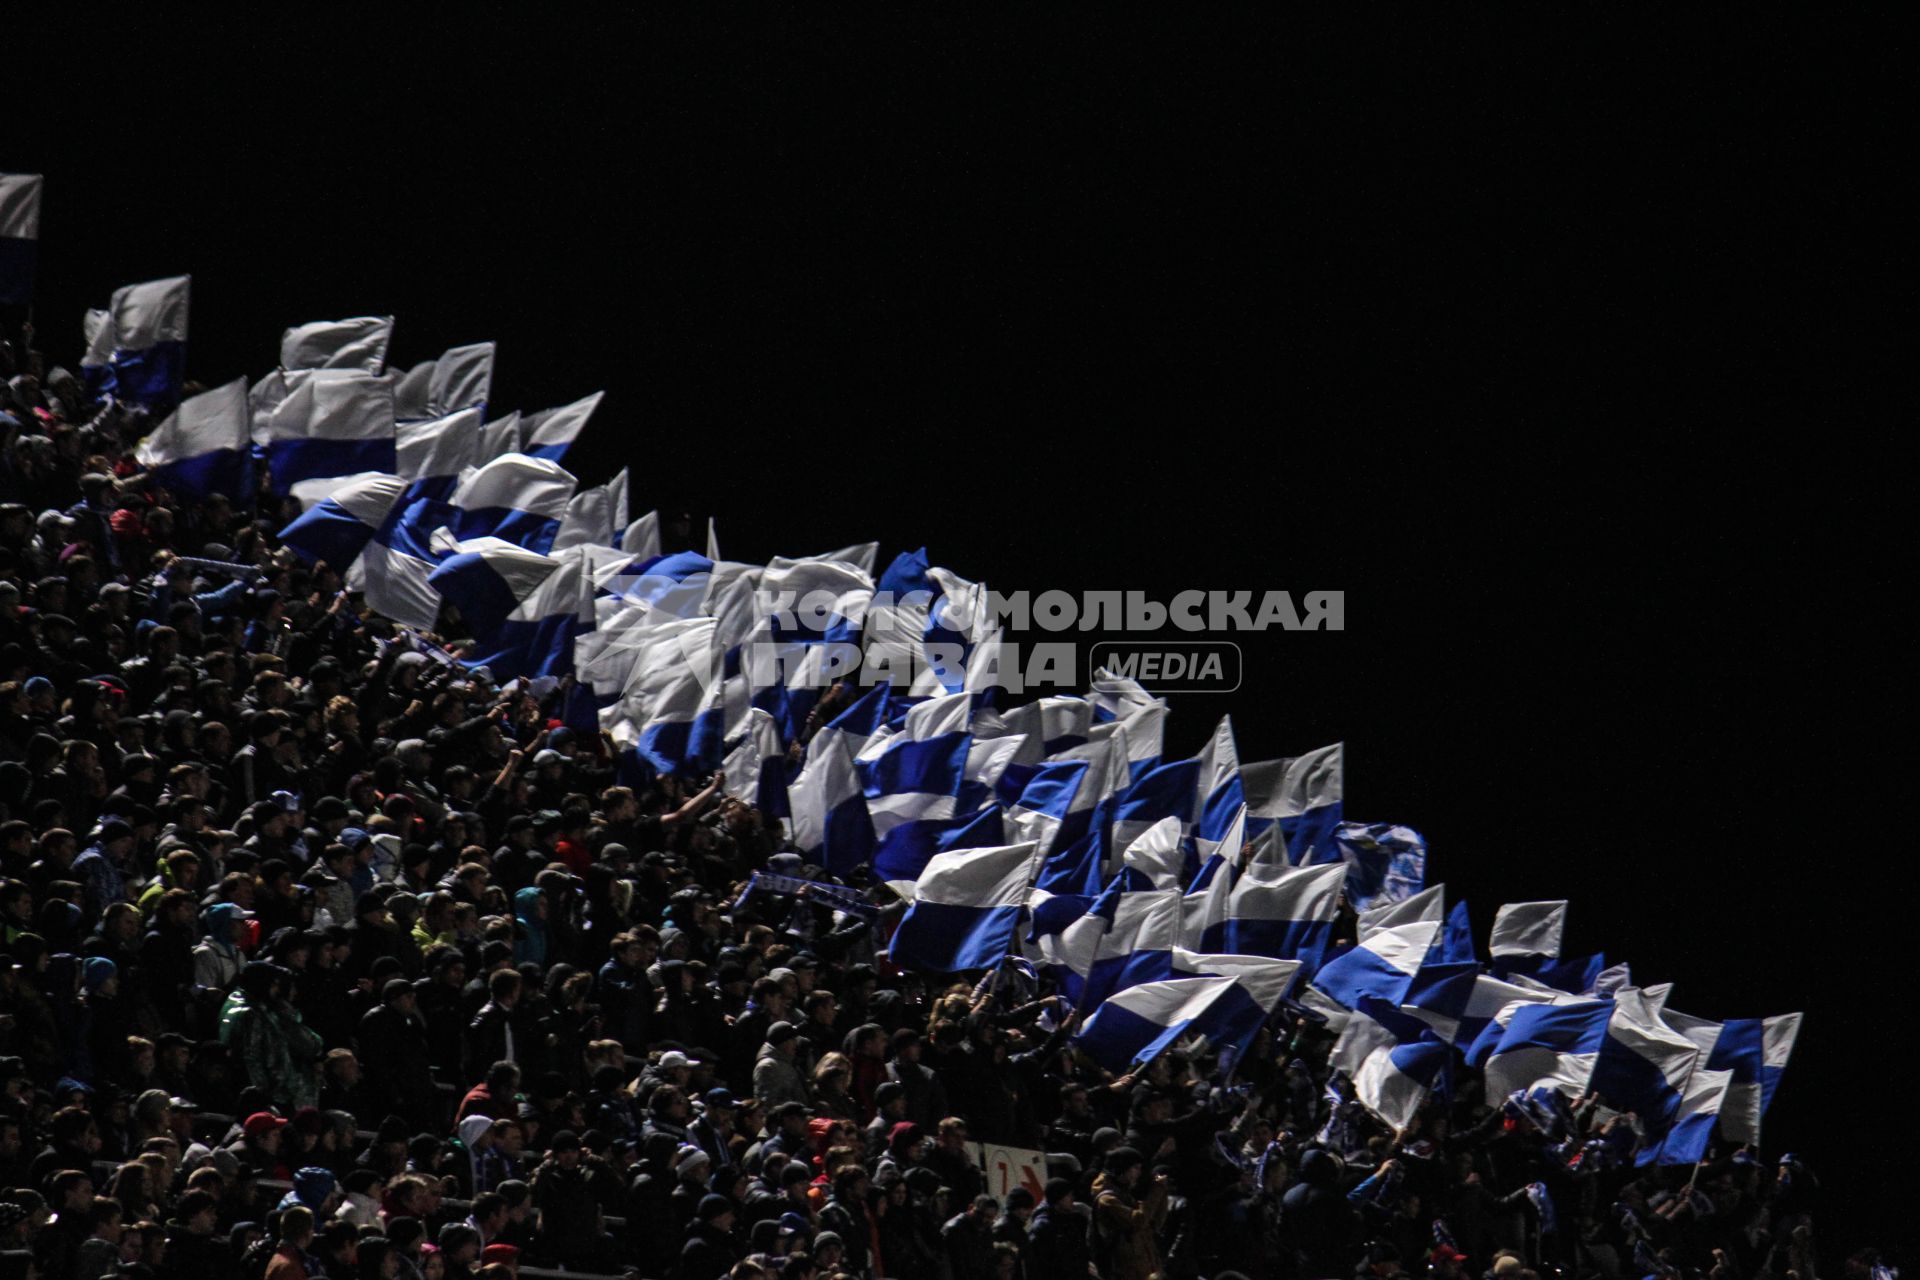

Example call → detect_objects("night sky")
7 10 1907 1253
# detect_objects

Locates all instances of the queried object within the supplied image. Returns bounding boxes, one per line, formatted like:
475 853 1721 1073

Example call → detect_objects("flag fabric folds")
1490 901 1568 959
281 316 394 372
278 474 410 570
521 390 605 461
427 341 495 417
134 378 251 500
101 276 192 411
1331 996 1454 1131
1194 860 1346 970
1481 990 1700 1139
1242 741 1344 863
263 369 397 494
888 842 1040 973
1073 955 1298 1071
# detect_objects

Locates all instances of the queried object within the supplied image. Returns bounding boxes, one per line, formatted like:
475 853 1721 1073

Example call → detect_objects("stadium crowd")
0 336 1869 1280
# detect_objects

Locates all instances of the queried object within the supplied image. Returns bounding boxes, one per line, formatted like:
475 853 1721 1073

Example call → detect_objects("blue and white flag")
1073 957 1298 1071
521 390 604 461
1193 715 1247 861
0 173 43 304
263 369 397 494
605 615 719 774
1330 996 1454 1131
308 408 483 627
873 804 1005 897
278 473 410 570
1241 742 1344 864
1638 1066 1733 1166
1482 989 1700 1137
1311 911 1443 1012
280 316 394 373
393 406 481 502
788 726 876 875
440 453 576 552
856 690 972 842
427 341 495 417
1287 822 1425 912
81 308 116 394
1086 667 1167 775
1461 981 1585 1067
1122 814 1197 892
721 708 792 819
1001 696 1095 761
1110 756 1200 859
134 377 251 501
1659 1009 1801 1145
1003 751 1105 858
1488 900 1609 993
1036 878 1181 1008
105 275 192 411
1403 966 1555 1049
1189 858 1346 970
889 841 1041 973
428 539 587 683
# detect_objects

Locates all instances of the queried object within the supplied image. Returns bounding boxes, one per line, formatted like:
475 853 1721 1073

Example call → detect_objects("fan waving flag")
135 378 252 501
889 841 1041 974
0 173 44 304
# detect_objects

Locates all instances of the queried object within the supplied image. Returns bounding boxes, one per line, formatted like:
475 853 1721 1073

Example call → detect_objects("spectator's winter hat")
765 1021 798 1046
244 1112 289 1137
697 1194 733 1222
548 1130 582 1153
82 957 117 992
293 1167 337 1207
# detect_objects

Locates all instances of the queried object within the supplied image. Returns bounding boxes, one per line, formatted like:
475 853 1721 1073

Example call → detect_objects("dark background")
8 10 1908 1254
